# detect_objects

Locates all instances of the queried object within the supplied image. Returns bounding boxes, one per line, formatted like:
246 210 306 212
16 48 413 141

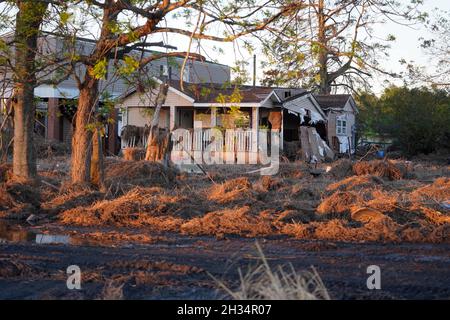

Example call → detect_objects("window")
336 119 347 135
160 65 169 77
182 66 190 82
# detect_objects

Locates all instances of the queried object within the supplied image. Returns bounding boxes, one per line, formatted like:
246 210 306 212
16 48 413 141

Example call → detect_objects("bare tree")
261 0 425 94
420 10 450 89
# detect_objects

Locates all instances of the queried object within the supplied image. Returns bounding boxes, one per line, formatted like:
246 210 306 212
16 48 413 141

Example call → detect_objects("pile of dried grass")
327 175 384 192
410 177 450 203
0 181 41 217
207 177 255 204
104 160 176 193
327 159 353 179
316 191 362 216
122 147 145 161
59 187 185 230
180 206 275 237
282 218 401 242
42 187 103 215
353 160 403 180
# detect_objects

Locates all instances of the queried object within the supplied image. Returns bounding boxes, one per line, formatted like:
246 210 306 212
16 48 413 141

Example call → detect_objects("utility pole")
253 54 257 87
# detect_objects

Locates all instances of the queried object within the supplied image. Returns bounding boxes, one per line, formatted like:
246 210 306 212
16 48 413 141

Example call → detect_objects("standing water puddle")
1 220 71 245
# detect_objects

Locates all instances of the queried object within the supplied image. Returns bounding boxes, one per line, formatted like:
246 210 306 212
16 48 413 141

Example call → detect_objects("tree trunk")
12 86 36 180
11 1 48 181
145 83 169 161
71 76 98 184
72 1 114 186
316 0 331 94
90 127 104 188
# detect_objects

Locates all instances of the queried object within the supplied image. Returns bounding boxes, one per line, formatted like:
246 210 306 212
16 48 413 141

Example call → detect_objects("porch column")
169 105 176 130
210 107 217 128
280 109 284 150
250 106 259 163
47 98 61 141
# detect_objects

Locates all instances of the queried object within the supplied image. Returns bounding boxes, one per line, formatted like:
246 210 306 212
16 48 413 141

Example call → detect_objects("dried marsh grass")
180 206 274 237
207 177 255 204
104 160 176 193
98 280 124 300
353 160 404 180
212 243 329 300
59 187 185 229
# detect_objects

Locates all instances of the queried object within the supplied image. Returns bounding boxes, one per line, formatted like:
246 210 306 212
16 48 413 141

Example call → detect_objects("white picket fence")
171 129 254 153
121 128 257 158
122 136 148 148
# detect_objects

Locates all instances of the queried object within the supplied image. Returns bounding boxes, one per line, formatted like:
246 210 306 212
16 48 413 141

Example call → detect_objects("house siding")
119 88 193 109
326 100 356 153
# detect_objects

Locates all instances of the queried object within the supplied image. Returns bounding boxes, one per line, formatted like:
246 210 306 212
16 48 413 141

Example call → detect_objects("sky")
2 0 448 95
164 0 450 95
369 0 450 93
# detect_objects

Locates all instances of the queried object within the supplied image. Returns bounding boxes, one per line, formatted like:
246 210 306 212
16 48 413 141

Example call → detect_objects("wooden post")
250 106 259 164
211 107 217 128
169 105 176 130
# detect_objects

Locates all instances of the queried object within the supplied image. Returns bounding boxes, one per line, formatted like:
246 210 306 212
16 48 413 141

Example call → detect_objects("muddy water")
0 220 71 245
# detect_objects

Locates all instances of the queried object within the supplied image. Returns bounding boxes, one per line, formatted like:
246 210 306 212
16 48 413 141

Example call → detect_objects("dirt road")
1 224 449 300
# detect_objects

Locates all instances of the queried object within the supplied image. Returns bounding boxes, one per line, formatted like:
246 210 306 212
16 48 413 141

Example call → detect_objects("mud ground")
0 223 449 300
1 156 449 299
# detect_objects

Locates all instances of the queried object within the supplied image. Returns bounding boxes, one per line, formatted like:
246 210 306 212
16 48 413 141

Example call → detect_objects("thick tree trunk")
71 77 98 184
11 1 48 181
145 83 169 161
12 86 36 180
316 0 331 94
72 1 114 186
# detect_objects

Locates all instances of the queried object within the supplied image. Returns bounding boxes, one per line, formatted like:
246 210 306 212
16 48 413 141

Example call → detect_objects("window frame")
336 119 347 135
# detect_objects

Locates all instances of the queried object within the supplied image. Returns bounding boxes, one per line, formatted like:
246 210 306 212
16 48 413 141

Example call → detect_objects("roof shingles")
314 94 352 110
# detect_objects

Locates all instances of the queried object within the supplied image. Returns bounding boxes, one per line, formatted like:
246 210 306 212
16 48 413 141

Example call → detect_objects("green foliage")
357 86 450 155
59 11 72 25
119 55 139 76
89 58 108 80
215 87 250 128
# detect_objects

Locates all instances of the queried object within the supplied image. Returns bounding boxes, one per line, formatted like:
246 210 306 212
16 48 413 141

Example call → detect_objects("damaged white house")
117 80 358 163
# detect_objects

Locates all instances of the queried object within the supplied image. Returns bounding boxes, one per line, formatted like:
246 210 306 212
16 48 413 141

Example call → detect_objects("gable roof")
313 94 352 110
121 79 300 105
169 81 275 104
282 92 327 120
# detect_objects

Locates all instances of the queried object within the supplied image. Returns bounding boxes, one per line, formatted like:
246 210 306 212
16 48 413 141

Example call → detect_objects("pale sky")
370 0 450 93
163 0 450 95
2 0 448 95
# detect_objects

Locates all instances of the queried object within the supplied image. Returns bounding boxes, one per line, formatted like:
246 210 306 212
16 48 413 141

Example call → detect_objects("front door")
178 108 194 129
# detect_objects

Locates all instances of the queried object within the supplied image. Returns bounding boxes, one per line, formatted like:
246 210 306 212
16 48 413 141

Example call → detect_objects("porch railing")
122 128 259 154
172 128 254 153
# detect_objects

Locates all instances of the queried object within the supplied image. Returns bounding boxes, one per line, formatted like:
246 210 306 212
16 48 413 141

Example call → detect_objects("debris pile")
353 160 404 180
